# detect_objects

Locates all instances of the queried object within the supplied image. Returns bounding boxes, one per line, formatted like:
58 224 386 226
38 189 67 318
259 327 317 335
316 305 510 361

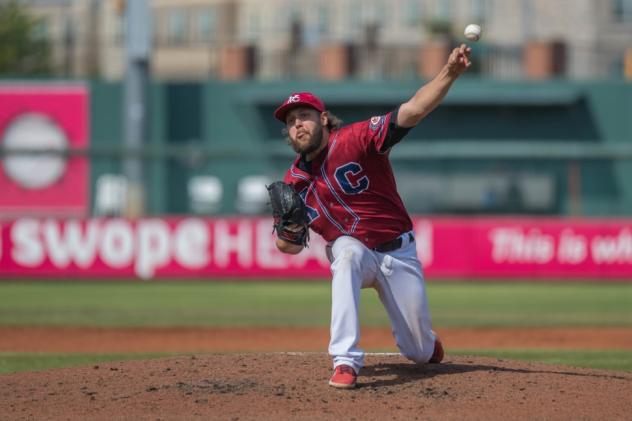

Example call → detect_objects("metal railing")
4 140 632 160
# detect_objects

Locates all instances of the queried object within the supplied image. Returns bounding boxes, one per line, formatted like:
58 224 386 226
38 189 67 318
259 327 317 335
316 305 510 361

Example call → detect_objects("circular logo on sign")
1 113 69 189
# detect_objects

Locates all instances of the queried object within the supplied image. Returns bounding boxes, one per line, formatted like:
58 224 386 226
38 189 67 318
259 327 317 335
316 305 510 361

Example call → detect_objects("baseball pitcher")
269 44 472 389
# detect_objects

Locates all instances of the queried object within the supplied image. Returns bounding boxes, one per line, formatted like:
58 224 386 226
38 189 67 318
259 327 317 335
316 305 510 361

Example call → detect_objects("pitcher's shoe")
328 365 357 389
429 332 444 363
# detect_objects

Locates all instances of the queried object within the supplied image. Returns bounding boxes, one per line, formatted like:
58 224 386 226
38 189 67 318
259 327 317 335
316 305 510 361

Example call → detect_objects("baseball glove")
267 181 309 247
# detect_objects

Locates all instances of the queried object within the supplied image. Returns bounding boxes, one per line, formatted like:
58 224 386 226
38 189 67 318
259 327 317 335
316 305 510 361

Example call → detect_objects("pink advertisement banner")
1 217 632 280
0 84 90 216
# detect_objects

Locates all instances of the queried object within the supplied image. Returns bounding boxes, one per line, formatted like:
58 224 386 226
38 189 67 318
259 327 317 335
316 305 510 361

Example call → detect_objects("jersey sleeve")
380 106 413 152
356 108 412 154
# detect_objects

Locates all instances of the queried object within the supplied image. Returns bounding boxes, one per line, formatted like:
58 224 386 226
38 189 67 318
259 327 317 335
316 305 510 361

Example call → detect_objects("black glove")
267 181 309 247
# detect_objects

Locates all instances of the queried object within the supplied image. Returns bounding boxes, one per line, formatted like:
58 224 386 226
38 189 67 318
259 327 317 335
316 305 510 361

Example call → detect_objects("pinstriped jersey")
283 111 413 249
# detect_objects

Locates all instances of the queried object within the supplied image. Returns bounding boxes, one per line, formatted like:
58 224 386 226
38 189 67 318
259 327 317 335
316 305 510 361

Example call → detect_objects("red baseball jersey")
283 111 413 249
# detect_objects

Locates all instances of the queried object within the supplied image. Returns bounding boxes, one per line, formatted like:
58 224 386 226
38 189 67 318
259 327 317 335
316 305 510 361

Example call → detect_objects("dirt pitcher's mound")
2 353 631 420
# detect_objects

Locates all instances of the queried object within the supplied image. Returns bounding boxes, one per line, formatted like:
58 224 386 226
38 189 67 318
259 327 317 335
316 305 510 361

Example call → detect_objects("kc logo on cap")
287 94 301 104
274 92 326 122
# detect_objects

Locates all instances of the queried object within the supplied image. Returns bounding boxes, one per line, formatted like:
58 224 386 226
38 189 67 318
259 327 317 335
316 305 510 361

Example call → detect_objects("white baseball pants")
326 232 436 373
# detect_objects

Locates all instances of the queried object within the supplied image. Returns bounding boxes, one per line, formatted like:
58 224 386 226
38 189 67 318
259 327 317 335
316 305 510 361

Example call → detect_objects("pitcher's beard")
288 124 323 156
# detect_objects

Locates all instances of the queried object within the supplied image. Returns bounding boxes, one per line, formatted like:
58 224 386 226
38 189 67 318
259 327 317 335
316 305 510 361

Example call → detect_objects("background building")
22 0 632 81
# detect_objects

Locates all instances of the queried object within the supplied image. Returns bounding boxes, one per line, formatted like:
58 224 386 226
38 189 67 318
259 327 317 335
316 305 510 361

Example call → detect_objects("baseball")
464 24 482 41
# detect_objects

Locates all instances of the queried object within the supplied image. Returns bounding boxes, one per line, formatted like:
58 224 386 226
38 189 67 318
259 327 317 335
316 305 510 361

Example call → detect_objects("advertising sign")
0 84 90 216
1 217 631 280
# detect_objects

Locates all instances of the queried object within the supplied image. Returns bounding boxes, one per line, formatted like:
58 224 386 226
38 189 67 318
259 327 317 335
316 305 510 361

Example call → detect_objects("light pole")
123 0 151 217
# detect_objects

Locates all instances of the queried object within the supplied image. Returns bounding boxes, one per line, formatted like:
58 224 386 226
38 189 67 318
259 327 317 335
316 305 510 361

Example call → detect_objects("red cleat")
328 364 357 389
429 334 444 364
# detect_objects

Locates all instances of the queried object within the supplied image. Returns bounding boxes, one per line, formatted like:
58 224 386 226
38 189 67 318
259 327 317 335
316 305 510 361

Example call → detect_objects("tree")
0 0 52 76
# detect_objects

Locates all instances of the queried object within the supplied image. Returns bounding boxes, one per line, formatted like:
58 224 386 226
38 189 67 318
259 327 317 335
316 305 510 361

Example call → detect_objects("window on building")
114 14 125 45
289 4 301 29
436 0 452 21
152 11 159 43
275 4 297 32
470 0 488 23
153 11 167 45
349 0 362 28
318 4 329 34
357 1 383 26
405 0 422 27
612 0 632 22
248 9 261 38
277 7 289 31
197 9 216 41
291 20 303 50
167 9 187 44
374 0 387 26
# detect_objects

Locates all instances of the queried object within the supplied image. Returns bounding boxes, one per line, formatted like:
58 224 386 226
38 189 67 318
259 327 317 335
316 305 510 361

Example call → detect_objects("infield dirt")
2 326 632 419
2 352 632 420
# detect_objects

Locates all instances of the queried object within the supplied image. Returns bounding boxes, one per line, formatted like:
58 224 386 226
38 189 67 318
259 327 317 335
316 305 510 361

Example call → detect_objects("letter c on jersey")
335 162 369 195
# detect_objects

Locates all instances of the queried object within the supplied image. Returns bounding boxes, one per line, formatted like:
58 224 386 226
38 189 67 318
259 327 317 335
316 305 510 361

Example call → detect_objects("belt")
373 232 414 253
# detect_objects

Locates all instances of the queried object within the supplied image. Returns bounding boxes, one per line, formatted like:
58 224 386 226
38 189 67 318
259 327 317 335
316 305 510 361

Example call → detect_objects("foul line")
280 352 401 356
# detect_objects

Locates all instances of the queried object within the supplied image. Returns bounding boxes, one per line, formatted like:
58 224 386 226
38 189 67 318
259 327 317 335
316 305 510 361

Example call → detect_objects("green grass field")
0 280 631 373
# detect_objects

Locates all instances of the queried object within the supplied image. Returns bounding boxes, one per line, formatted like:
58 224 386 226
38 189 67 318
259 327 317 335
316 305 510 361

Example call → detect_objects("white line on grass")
280 352 401 356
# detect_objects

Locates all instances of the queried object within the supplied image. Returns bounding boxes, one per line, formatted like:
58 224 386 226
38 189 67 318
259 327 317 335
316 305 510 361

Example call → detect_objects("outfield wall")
1 217 632 280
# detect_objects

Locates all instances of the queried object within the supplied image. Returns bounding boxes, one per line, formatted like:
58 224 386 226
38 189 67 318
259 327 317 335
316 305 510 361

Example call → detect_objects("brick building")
21 0 632 80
